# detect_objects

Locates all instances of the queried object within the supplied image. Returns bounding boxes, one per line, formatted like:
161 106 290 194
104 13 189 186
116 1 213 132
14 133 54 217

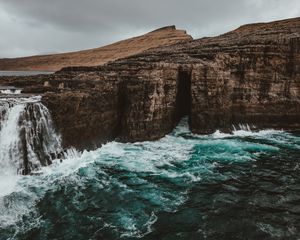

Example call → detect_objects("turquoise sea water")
0 119 300 240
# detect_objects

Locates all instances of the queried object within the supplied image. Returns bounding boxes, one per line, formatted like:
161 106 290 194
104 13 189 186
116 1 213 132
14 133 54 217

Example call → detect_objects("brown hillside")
0 26 192 71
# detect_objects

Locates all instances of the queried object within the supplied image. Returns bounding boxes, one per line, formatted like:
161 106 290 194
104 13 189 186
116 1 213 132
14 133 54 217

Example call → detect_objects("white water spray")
0 96 63 177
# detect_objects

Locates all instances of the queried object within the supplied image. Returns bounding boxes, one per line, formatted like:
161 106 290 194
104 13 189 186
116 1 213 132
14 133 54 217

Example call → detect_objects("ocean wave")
1 119 299 239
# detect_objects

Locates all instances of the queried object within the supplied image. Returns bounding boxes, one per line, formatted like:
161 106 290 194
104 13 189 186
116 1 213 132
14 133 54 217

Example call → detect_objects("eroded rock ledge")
0 18 299 151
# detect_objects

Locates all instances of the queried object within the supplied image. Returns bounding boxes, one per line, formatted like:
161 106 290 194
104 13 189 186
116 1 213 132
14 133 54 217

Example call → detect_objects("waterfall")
232 123 254 132
0 96 63 175
0 89 22 94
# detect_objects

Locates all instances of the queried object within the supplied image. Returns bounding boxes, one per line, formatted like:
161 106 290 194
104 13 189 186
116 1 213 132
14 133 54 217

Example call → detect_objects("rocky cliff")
0 18 299 153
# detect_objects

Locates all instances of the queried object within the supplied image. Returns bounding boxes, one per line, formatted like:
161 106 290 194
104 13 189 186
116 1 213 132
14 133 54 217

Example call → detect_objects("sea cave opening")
174 69 192 125
116 91 128 138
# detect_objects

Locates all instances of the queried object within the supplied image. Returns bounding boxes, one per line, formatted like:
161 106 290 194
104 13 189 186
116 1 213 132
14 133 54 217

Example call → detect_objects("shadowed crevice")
174 69 192 125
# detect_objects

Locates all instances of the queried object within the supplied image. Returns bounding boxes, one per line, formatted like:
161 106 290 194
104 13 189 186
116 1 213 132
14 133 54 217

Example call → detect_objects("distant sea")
0 71 54 76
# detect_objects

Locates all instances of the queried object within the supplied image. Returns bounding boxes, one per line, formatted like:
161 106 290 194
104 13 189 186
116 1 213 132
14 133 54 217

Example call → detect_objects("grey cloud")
0 0 299 58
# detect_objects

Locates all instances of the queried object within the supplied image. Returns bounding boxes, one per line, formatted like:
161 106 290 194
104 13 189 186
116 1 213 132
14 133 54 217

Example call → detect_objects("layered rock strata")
0 18 299 152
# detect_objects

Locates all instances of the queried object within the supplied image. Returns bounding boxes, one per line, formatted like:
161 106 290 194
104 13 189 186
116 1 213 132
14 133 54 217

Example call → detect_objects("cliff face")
188 18 300 133
0 18 299 152
0 26 192 71
99 17 300 135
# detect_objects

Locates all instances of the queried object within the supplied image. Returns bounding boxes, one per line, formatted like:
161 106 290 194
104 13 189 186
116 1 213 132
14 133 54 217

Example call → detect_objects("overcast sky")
0 0 299 58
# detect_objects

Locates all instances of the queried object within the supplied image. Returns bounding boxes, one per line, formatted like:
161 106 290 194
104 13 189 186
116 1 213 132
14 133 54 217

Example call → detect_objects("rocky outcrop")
0 18 299 152
0 64 181 149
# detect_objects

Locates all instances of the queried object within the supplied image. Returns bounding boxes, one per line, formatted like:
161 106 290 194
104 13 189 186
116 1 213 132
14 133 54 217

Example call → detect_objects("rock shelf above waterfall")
0 86 22 95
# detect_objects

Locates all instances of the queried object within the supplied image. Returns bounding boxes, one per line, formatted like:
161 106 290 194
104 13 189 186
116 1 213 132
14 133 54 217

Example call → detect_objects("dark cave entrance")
174 69 192 124
116 90 128 138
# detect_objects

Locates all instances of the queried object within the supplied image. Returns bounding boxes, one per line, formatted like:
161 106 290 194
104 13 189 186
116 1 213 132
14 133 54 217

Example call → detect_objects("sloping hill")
0 26 192 71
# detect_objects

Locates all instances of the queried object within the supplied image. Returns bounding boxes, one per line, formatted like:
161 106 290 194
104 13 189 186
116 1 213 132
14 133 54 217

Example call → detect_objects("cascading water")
0 89 22 95
0 95 63 176
232 123 255 132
